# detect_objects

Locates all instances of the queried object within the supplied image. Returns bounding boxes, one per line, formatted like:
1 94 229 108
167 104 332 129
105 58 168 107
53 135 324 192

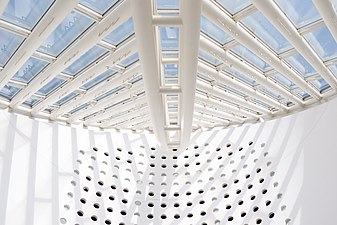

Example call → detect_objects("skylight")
0 29 25 67
217 0 251 15
103 17 134 46
12 57 48 83
79 0 118 15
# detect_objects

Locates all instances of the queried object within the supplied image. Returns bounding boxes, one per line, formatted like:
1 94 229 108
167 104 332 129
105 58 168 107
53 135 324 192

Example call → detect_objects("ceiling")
0 0 337 148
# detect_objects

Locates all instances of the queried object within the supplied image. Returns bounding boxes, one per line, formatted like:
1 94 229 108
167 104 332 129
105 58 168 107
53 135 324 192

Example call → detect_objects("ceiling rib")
67 82 143 123
203 0 321 100
49 63 141 120
194 104 243 123
84 96 147 126
179 0 202 150
131 0 168 149
10 0 131 108
100 106 149 128
152 15 182 26
199 35 303 107
31 37 138 116
312 0 337 45
0 0 80 90
251 0 337 90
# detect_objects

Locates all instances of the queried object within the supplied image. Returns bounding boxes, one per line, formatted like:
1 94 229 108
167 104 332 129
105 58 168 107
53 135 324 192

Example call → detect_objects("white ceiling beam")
159 86 181 93
49 63 141 120
202 0 321 100
100 106 149 128
31 37 137 115
312 0 337 43
84 97 147 126
196 79 271 115
10 0 131 108
198 61 288 110
199 36 304 106
179 0 202 150
195 93 258 119
152 15 183 26
194 111 230 125
0 0 80 90
0 19 31 37
131 0 168 148
250 0 337 91
67 82 143 123
194 103 244 123
117 116 151 130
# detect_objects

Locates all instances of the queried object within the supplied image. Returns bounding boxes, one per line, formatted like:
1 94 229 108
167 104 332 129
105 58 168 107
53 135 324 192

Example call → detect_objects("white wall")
0 97 336 225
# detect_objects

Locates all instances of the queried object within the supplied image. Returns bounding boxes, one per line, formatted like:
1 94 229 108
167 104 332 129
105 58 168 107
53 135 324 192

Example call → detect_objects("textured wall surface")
0 97 337 225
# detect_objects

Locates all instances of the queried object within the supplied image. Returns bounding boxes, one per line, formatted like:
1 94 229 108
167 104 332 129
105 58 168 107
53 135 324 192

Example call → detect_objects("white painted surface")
0 96 337 224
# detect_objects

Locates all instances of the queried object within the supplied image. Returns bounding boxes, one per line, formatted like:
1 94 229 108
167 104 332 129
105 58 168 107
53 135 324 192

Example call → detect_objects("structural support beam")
0 0 80 90
194 103 244 123
31 37 138 115
179 0 202 150
10 0 131 108
202 0 321 100
152 15 183 26
251 0 337 90
313 0 337 45
131 0 168 148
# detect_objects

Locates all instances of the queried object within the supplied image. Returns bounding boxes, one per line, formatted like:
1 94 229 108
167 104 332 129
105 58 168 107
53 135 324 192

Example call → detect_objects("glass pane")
217 0 251 14
69 102 89 115
304 25 337 61
12 57 48 83
224 66 257 86
241 11 292 53
274 0 321 28
218 83 248 98
80 69 117 90
160 27 179 51
37 77 65 96
55 92 78 106
38 11 94 57
164 64 178 78
297 90 310 99
1 0 54 30
0 29 24 67
0 84 20 99
79 0 117 14
63 45 107 76
259 86 284 100
23 97 40 106
329 64 337 79
311 76 330 92
272 73 297 90
231 44 272 72
200 16 233 44
285 52 316 77
157 0 179 10
103 17 134 45
95 86 124 101
118 53 139 67
199 50 222 66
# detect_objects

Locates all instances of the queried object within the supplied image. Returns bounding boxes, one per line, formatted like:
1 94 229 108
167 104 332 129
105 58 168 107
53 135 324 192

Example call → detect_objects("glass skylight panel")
81 69 117 90
55 92 78 106
217 0 251 15
38 11 94 57
11 57 48 83
95 86 124 101
37 77 65 96
0 29 25 67
224 66 257 86
103 17 134 46
200 16 233 45
259 86 284 100
23 97 40 107
304 26 337 61
164 64 178 78
218 84 248 98
0 84 21 99
63 45 108 76
1 0 54 30
231 44 272 72
160 27 179 51
297 90 310 100
272 73 297 90
69 102 89 115
157 0 179 10
329 65 337 79
284 52 316 77
118 53 139 67
241 11 292 53
198 50 222 66
79 0 117 15
310 76 330 92
274 0 321 28
129 75 142 84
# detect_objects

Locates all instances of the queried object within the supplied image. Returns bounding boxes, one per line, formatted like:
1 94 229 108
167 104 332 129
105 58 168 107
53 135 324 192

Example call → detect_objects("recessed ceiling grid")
0 0 337 147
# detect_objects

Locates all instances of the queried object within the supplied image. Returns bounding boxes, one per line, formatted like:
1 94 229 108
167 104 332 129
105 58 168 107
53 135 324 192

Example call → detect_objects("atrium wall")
1 97 337 225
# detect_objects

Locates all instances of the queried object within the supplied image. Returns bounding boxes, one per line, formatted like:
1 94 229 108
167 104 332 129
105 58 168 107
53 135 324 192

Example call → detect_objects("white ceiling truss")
0 0 337 149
